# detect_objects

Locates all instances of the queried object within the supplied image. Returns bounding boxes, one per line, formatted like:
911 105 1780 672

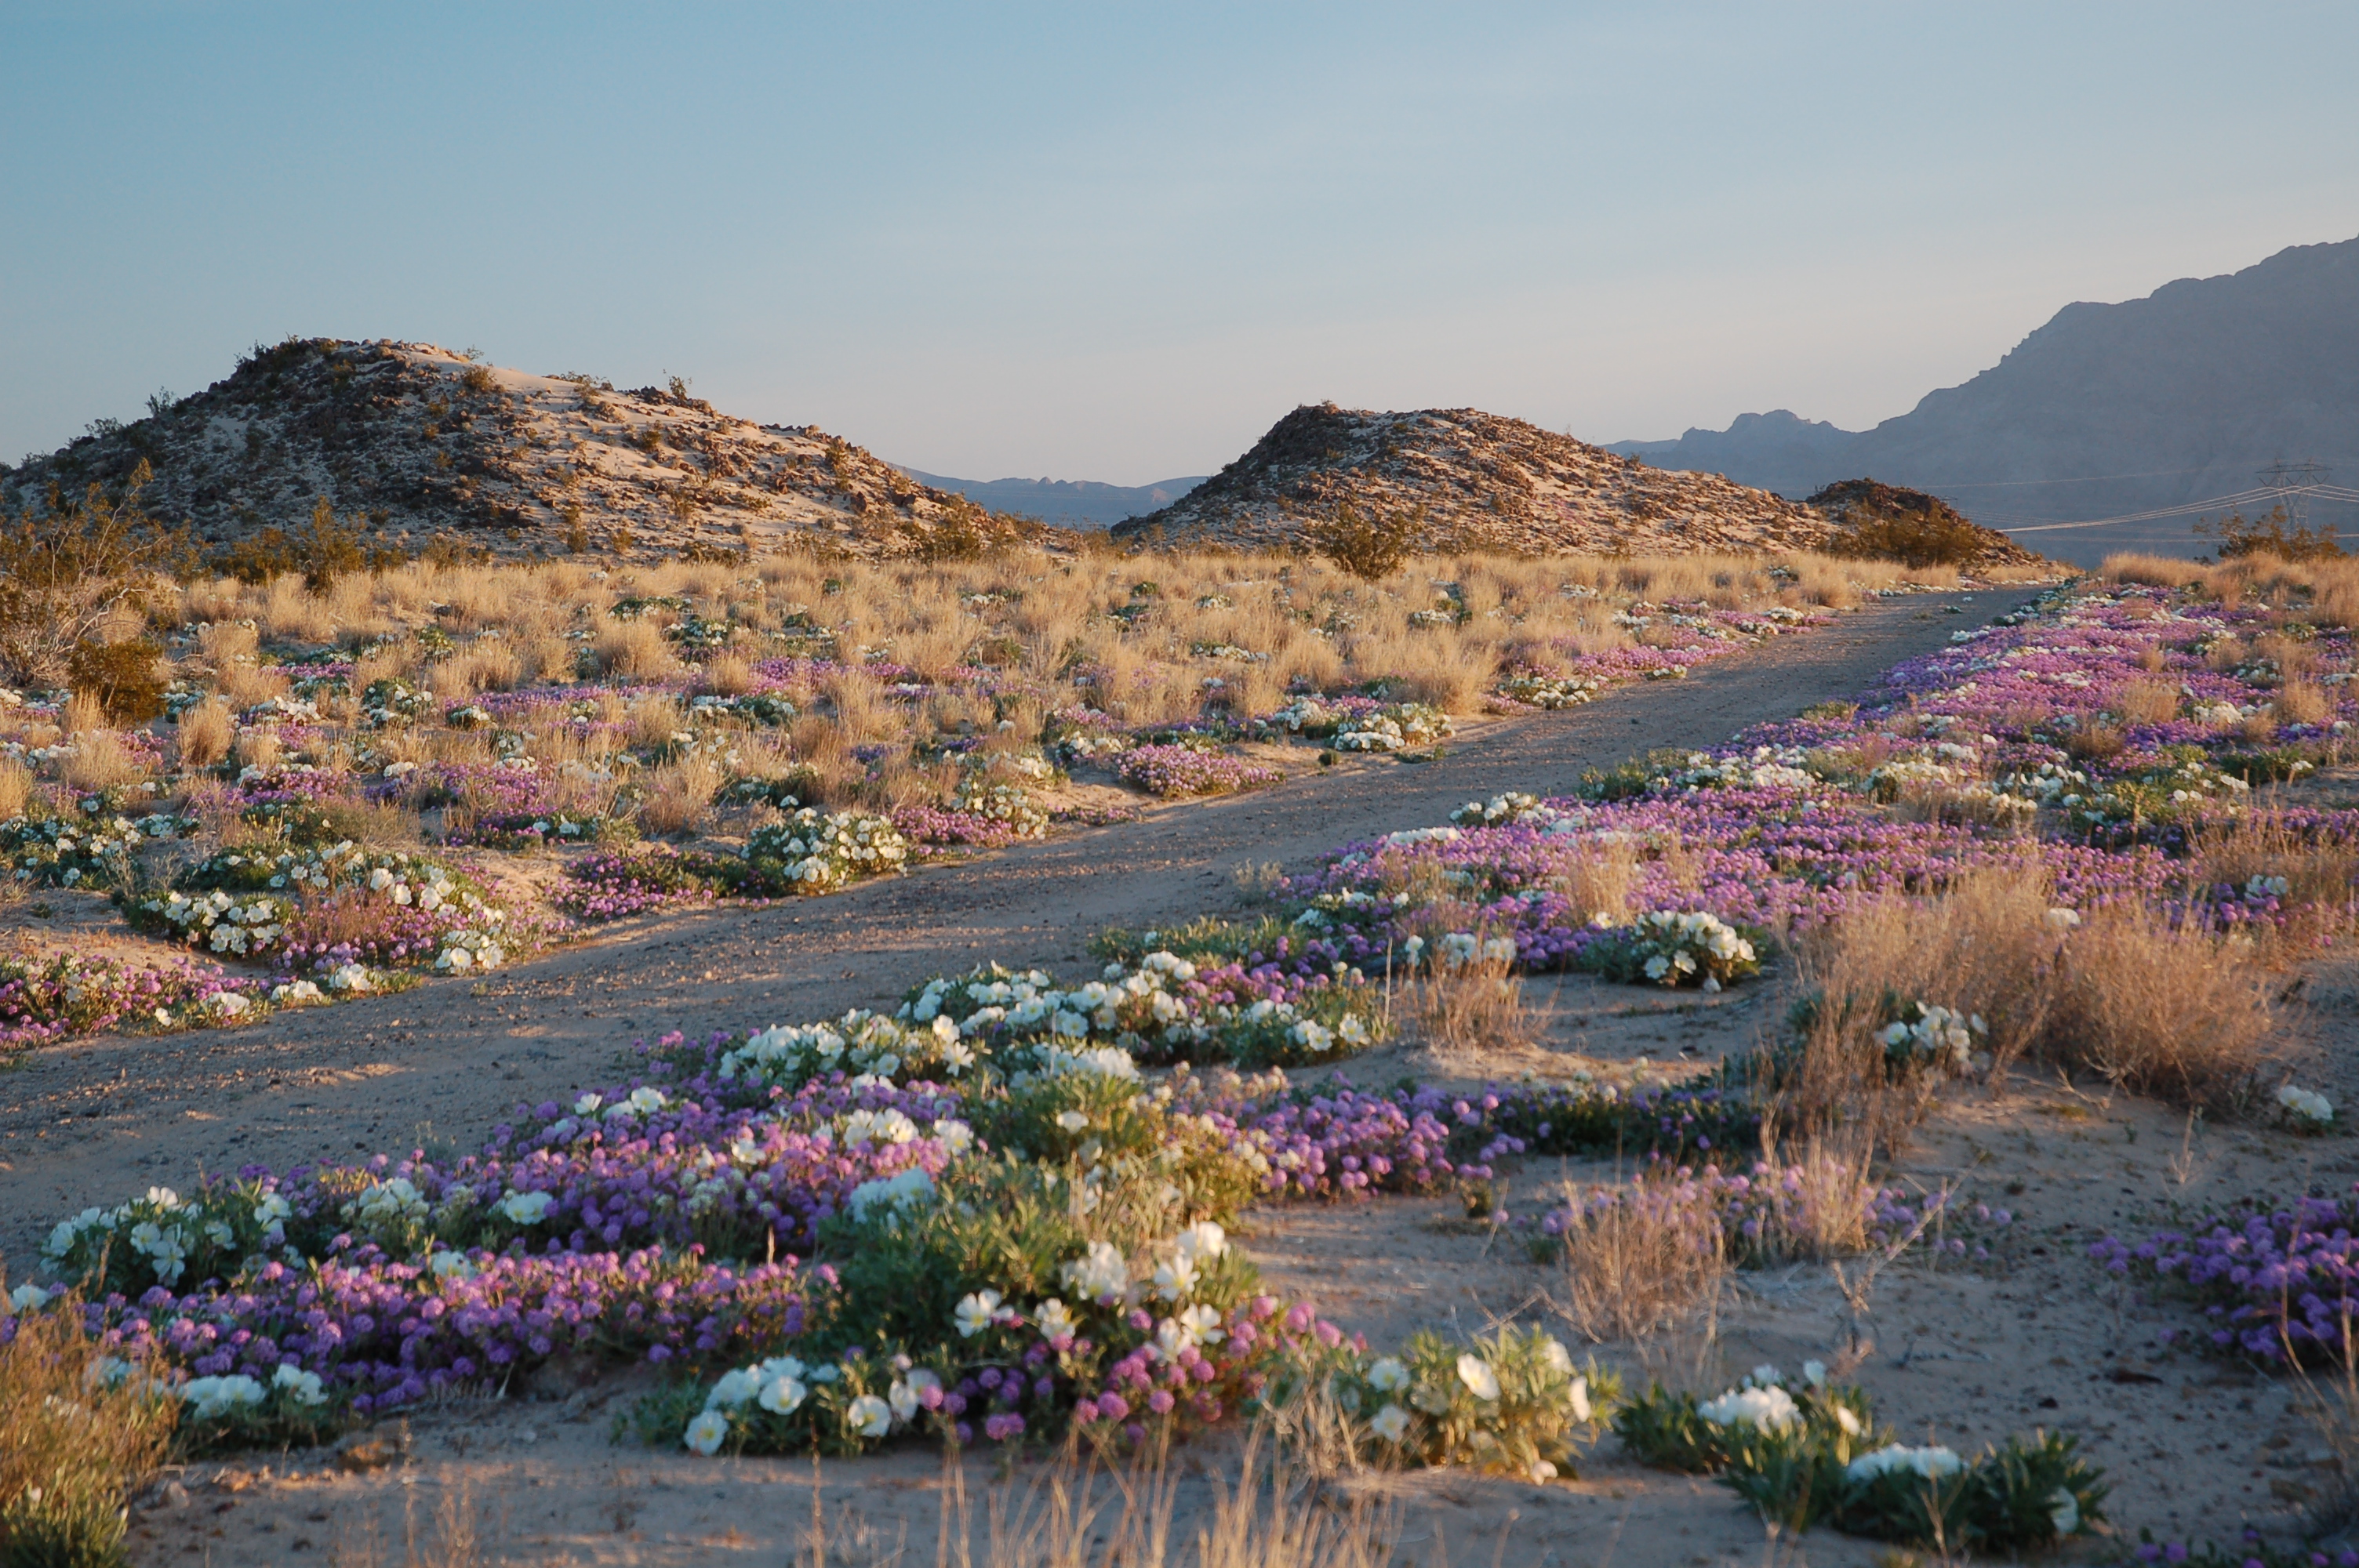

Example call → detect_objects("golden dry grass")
173 695 234 768
1547 1178 1727 1344
1408 949 1540 1058
2047 902 2280 1109
1787 863 2284 1116
0 1289 178 1568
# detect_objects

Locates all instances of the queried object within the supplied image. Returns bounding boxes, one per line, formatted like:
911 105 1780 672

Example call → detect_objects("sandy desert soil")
48 583 2343 1567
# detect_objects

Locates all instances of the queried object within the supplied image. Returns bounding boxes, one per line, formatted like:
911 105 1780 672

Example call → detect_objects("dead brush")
0 758 31 820
2192 813 2359 948
1779 867 2064 1144
1408 934 1542 1057
0 1283 178 1568
2117 676 2183 725
2046 902 2281 1109
1546 1174 1728 1344
638 750 728 838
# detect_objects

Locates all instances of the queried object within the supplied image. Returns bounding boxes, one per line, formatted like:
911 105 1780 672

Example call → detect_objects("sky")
4 2 2356 485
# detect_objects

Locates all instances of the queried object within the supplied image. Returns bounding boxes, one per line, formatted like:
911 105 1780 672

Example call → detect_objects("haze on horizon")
5 2 2355 489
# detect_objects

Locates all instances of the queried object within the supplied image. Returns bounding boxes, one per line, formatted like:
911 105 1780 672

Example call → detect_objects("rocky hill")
1804 478 2034 569
1109 403 1845 556
0 338 1042 561
1613 234 2359 563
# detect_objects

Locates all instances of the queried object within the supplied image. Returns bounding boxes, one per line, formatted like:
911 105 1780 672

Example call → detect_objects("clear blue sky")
5 2 2354 483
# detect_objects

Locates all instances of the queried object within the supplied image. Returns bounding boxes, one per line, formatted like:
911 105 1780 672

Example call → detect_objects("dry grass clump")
1549 1178 1727 1343
2105 549 2359 634
173 695 234 769
2047 902 2280 1109
1786 864 2282 1116
2277 676 2332 725
0 758 31 820
2118 676 2183 725
1779 867 2060 1144
60 728 151 795
0 1290 178 1568
594 619 677 679
639 751 727 838
1408 938 1540 1057
1543 840 1637 927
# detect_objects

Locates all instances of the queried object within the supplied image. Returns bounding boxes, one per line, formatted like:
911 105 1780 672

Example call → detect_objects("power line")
1991 474 2353 535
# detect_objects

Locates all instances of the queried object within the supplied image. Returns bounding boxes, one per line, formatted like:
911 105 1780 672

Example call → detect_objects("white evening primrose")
1369 1403 1410 1443
758 1376 807 1414
847 1395 892 1439
954 1290 1005 1338
683 1410 730 1454
1366 1357 1409 1392
1456 1355 1500 1402
1696 1385 1799 1431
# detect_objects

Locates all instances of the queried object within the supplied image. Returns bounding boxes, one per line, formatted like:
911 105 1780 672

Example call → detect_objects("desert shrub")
2197 504 2344 564
0 461 187 685
206 497 386 590
0 1290 178 1568
1809 479 2008 570
1305 502 1421 582
64 641 166 724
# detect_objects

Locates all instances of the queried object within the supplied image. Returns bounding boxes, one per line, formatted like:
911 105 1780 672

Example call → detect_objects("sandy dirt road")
0 588 2041 1265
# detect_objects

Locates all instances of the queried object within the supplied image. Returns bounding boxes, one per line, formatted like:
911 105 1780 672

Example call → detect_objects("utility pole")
2256 460 2330 528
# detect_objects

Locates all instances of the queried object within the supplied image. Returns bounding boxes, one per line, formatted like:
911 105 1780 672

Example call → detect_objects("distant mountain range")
892 469 1205 528
1612 235 2359 564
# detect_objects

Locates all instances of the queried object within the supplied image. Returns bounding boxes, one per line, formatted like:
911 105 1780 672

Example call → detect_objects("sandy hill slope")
0 338 1040 561
1614 234 2359 561
1109 402 1847 556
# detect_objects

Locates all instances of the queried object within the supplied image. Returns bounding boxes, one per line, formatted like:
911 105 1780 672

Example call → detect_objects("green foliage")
811 1156 1249 1356
1616 1378 2105 1551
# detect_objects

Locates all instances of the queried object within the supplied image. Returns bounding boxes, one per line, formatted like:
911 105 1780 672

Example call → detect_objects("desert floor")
17 585 2330 1566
